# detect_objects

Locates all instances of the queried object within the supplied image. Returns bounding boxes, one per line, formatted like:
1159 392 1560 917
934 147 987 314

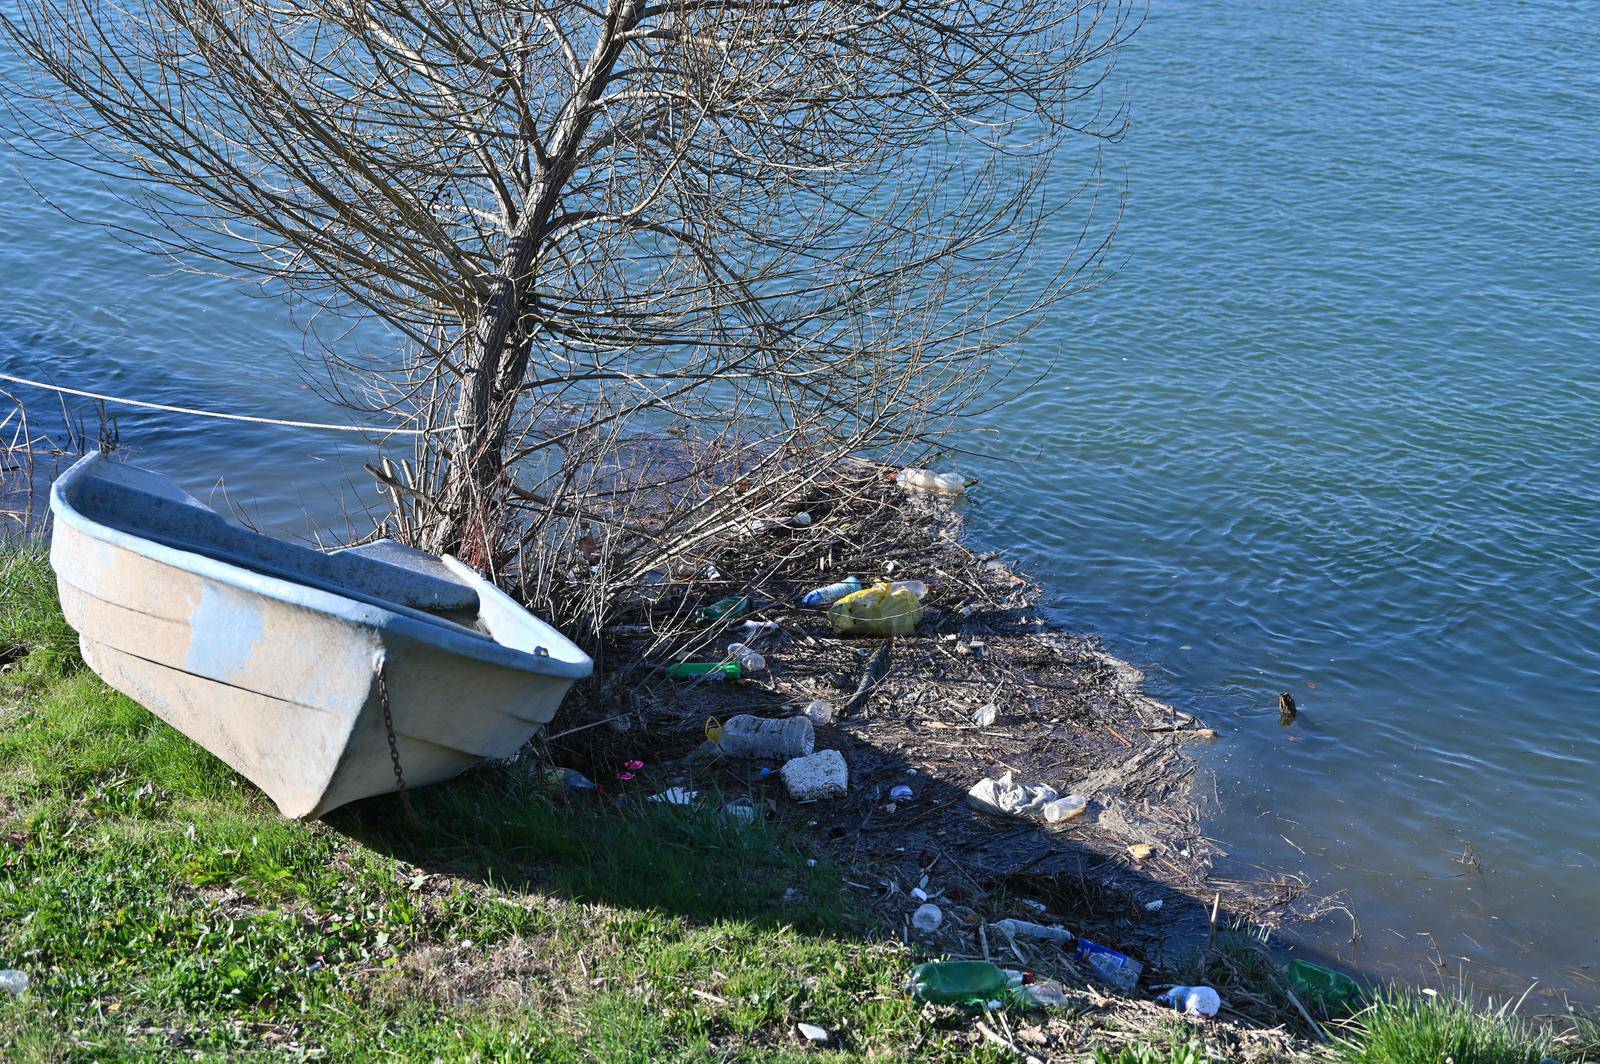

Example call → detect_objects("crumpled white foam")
966 770 1060 818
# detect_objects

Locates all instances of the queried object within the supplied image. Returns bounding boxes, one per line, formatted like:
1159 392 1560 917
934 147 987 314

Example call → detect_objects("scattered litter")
889 579 928 598
724 797 758 826
990 918 1074 946
726 642 766 673
910 886 929 901
1076 939 1143 992
649 787 700 807
829 581 924 636
1283 959 1364 1014
1017 898 1048 913
800 576 862 607
966 771 1061 820
780 748 849 801
796 1021 829 1044
615 759 644 782
544 766 597 793
1144 899 1164 912
896 468 968 495
802 699 835 726
907 961 1020 1006
738 619 781 640
1158 985 1221 1018
787 512 814 529
714 714 815 759
0 970 28 997
666 661 742 681
1042 794 1087 823
695 595 749 625
911 903 944 932
889 784 914 802
1127 843 1153 861
1017 979 1069 1008
973 703 998 727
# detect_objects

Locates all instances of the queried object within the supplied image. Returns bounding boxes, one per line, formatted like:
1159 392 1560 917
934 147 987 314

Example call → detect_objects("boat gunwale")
50 452 591 682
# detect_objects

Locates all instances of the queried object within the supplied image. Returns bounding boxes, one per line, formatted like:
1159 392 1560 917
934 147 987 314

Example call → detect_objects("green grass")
0 546 1012 1061
3 544 1596 1062
1093 1035 1212 1064
1332 989 1559 1064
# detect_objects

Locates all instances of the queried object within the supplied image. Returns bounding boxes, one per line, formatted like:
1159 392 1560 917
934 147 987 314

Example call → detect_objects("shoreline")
546 458 1354 1048
3 458 1595 1058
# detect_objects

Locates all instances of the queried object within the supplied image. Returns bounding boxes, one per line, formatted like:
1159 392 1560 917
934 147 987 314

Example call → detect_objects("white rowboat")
49 451 592 818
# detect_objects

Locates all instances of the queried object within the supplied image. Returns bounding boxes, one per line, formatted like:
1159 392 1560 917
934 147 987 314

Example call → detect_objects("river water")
2 0 1596 1001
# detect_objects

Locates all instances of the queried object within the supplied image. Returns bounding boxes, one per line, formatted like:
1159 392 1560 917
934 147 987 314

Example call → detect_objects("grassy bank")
0 545 1592 1062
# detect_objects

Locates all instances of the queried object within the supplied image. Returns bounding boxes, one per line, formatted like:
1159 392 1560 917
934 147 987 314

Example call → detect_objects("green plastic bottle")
1284 959 1363 1015
907 961 1019 1007
665 661 742 681
695 595 750 625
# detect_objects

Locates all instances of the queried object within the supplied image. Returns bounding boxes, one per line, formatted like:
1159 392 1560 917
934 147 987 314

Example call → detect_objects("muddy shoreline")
544 460 1330 1031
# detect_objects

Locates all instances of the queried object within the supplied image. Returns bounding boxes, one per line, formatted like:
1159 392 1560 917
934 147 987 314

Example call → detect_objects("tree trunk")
425 0 638 559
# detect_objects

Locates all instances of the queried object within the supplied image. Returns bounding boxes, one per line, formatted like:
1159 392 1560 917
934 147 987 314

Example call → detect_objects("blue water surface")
1 0 1596 999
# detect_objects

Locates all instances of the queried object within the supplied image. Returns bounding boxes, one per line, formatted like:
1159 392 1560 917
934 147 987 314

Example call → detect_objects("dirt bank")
543 459 1336 1046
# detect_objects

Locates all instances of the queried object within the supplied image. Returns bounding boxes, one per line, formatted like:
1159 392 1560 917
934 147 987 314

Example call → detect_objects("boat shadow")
327 737 1221 974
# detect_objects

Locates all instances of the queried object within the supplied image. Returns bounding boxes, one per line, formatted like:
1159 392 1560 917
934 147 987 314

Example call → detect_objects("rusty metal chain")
379 666 405 796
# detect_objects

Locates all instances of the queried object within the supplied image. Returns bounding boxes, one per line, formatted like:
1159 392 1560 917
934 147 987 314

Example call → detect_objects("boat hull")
49 453 590 818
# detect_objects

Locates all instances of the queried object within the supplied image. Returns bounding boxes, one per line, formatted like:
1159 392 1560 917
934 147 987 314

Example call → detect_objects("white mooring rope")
0 370 451 436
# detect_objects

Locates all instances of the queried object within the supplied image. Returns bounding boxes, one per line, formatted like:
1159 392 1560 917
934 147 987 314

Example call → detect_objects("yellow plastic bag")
828 581 923 636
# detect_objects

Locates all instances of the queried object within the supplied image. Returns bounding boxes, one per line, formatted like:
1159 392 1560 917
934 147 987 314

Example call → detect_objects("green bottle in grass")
907 961 1021 1007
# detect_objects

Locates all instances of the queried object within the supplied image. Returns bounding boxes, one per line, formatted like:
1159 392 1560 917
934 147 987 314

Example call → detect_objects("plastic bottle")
1159 985 1221 1018
0 970 28 997
906 961 1022 1006
1043 795 1087 823
895 468 941 491
726 643 766 673
991 918 1074 945
695 595 749 625
738 620 780 640
911 903 944 932
714 714 815 758
799 576 861 607
1018 979 1069 1008
896 468 967 495
666 661 742 681
1076 939 1143 992
803 699 835 725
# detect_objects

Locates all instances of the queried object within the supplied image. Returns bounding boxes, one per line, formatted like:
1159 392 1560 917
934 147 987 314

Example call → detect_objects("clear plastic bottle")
0 970 28 997
726 643 766 673
1043 794 1087 823
912 903 944 932
714 714 815 758
803 699 835 725
896 468 967 495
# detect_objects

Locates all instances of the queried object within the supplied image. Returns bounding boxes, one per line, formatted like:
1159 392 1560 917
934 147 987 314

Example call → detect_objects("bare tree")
2 0 1129 625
